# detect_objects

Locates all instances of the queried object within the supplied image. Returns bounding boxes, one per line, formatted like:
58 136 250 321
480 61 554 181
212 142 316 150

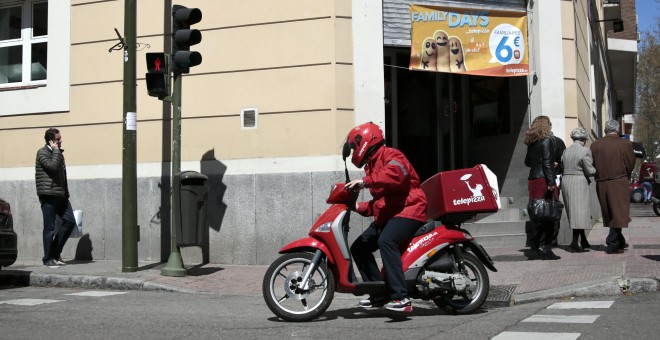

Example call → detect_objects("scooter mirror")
342 142 351 161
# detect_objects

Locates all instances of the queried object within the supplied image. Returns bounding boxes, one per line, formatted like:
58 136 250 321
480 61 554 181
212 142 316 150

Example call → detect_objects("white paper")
126 112 137 131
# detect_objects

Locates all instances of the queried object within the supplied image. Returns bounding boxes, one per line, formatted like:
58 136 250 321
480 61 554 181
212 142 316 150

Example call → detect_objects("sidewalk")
2 215 659 306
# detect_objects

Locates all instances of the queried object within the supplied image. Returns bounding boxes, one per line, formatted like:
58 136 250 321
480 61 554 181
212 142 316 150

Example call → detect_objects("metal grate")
241 108 257 129
485 284 517 307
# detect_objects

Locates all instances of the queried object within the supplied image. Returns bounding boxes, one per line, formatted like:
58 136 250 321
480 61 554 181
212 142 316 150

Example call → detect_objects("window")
0 0 68 116
0 0 48 86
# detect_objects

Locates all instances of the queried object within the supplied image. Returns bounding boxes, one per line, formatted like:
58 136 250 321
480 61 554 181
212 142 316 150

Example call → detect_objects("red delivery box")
421 164 501 220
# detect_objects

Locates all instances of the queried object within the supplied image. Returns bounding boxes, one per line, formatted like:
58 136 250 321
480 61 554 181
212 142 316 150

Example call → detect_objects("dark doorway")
384 46 526 185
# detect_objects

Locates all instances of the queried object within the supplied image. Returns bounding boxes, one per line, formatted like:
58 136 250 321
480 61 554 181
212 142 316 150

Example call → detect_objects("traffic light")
172 5 202 73
145 52 170 99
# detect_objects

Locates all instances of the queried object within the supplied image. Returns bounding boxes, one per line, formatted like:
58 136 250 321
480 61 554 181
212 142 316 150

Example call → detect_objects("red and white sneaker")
358 296 388 308
385 297 412 312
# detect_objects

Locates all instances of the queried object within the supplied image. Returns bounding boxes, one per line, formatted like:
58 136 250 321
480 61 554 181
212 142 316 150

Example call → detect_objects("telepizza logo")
407 231 438 253
452 173 485 206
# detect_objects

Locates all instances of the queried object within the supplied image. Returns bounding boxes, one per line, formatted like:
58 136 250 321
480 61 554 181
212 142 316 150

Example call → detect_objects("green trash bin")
175 171 209 247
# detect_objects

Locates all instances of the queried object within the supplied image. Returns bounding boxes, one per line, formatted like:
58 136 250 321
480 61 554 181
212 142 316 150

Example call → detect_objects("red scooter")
262 150 499 322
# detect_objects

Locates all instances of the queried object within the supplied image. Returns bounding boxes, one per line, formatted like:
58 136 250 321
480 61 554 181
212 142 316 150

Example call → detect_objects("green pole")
122 0 138 272
161 71 186 276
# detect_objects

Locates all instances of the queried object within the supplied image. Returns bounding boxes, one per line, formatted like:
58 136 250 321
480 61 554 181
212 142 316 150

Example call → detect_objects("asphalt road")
1 287 659 339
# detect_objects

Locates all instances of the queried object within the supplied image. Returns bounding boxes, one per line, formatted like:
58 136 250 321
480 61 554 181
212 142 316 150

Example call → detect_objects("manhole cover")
485 284 516 308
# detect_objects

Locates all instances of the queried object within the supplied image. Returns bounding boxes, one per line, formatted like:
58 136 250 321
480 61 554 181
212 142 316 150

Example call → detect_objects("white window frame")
0 0 48 86
0 0 70 116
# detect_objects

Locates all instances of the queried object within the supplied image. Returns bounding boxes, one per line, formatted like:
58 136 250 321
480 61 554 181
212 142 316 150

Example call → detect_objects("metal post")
121 0 138 272
161 71 186 276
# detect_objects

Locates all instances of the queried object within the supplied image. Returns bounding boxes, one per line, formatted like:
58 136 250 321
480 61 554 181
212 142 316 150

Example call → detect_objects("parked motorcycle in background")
262 147 501 321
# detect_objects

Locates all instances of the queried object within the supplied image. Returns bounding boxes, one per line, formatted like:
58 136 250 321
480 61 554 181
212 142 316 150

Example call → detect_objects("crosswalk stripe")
547 301 614 309
65 291 127 297
492 332 581 340
0 299 64 306
522 314 600 323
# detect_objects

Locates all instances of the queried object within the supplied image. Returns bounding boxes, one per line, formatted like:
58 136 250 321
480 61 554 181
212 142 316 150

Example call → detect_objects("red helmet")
345 122 384 168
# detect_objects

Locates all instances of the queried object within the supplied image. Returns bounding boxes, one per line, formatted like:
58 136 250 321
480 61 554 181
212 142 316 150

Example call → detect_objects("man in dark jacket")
35 128 76 268
590 120 636 254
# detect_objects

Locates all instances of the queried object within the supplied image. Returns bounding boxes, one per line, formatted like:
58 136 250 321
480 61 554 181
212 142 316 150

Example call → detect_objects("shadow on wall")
201 149 227 232
200 149 228 261
74 234 93 261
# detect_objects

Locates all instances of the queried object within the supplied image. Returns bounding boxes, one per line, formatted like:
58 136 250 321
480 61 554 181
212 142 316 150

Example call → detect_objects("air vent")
241 107 258 129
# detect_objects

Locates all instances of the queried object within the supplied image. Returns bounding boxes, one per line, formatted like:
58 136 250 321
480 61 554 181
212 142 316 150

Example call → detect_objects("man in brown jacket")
590 120 636 254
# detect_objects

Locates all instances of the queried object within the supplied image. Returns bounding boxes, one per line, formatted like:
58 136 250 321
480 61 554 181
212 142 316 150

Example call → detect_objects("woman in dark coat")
524 116 560 260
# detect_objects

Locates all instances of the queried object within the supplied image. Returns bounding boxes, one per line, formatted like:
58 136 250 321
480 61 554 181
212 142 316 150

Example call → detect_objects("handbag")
527 196 564 222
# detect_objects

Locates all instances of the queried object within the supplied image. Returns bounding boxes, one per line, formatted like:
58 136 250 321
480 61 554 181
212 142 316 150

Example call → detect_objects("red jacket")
356 146 428 227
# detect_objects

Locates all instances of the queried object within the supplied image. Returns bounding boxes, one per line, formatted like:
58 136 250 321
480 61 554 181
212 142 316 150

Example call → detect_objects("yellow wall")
0 0 355 167
561 0 595 143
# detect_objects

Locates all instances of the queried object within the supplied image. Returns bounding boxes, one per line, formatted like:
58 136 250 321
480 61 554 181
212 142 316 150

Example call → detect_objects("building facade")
0 0 636 265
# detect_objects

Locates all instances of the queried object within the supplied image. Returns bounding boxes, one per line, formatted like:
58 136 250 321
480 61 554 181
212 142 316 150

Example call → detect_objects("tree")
634 15 660 161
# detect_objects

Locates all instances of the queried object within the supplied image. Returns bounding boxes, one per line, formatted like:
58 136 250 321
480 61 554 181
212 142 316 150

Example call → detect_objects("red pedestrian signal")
145 52 170 99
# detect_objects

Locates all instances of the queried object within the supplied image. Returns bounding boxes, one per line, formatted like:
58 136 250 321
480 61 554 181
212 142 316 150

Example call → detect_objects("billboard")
409 4 529 77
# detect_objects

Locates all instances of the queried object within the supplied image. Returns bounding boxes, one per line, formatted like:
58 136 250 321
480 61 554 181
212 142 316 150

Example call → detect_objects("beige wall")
0 0 355 168
561 0 595 143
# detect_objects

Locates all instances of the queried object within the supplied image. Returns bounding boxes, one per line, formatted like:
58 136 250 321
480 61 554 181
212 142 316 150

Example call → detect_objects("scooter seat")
412 220 439 238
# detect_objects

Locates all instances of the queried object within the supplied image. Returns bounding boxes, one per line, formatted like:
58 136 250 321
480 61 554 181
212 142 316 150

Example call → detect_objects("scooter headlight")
315 222 332 233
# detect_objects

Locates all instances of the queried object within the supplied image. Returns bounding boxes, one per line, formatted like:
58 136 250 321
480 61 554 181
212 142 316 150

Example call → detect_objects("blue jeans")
40 195 76 263
643 182 652 202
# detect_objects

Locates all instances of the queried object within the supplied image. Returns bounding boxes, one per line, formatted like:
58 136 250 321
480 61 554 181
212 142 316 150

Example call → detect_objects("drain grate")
485 284 516 308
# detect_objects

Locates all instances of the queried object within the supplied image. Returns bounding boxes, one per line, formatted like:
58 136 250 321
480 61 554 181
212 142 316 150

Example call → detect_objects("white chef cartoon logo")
452 173 486 206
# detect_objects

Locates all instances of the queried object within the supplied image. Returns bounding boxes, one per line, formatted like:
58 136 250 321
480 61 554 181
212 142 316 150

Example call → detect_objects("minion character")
433 30 450 72
448 36 467 72
420 37 437 71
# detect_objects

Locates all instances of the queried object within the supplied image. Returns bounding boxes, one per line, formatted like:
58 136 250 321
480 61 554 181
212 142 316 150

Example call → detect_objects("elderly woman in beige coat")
561 127 597 253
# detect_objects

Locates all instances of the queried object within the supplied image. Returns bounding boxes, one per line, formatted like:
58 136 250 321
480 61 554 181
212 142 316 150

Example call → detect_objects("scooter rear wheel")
262 252 335 322
432 252 490 314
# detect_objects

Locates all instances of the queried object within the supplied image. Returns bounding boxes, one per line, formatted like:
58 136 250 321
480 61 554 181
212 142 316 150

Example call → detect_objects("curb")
513 276 660 304
0 271 193 294
3 271 658 304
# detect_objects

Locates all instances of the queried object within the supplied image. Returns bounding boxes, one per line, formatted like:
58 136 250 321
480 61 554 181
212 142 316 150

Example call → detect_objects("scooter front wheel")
653 202 660 217
262 252 335 322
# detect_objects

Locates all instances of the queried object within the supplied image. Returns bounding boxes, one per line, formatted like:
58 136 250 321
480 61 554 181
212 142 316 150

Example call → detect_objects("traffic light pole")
161 71 186 277
161 4 201 277
121 0 138 272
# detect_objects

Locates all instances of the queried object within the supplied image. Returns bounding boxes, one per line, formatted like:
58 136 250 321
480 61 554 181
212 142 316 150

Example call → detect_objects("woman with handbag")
561 127 597 252
524 116 561 260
